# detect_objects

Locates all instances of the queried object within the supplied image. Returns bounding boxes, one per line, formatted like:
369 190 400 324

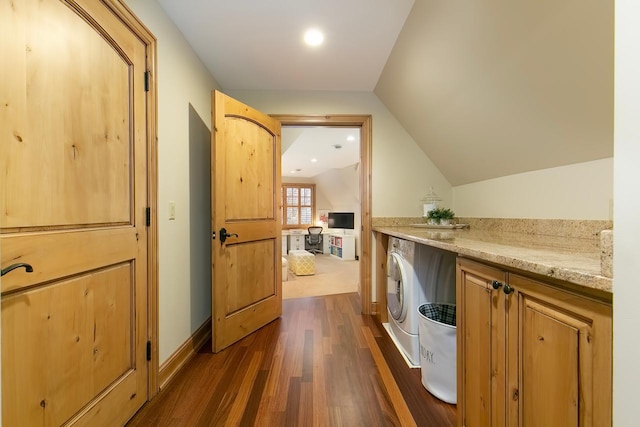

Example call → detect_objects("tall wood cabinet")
456 258 612 427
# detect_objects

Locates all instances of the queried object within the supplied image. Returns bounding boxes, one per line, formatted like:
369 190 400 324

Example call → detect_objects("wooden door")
456 259 507 427
1 0 150 425
507 274 612 427
211 91 282 352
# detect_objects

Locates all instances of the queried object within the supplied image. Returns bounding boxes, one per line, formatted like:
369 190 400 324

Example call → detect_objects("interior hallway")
127 293 456 426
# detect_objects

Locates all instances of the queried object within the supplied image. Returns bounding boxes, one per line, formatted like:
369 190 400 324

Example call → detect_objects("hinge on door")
146 340 152 361
146 207 151 227
144 71 150 92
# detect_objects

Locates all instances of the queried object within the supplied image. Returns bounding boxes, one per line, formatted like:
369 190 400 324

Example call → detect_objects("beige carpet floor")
283 254 359 299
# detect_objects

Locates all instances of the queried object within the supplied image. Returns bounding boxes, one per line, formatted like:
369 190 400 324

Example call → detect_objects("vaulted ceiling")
158 0 614 186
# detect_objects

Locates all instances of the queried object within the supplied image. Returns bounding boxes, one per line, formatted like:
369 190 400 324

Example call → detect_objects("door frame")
271 115 373 314
103 0 160 399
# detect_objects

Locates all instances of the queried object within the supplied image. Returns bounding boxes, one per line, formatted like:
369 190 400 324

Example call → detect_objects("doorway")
281 126 360 299
272 115 372 314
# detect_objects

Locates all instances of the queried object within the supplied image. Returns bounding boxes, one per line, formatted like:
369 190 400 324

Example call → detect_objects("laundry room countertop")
373 226 612 293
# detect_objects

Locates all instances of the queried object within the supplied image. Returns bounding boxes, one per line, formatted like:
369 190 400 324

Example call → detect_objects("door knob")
503 283 514 295
1 263 34 277
491 280 503 290
219 227 239 244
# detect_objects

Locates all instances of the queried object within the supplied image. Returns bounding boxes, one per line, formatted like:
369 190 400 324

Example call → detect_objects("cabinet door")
457 259 508 427
506 274 612 427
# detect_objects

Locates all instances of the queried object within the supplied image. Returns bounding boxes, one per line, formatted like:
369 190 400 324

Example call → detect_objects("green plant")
426 207 455 223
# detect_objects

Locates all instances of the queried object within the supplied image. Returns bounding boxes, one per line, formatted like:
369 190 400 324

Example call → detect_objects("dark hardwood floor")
127 293 456 426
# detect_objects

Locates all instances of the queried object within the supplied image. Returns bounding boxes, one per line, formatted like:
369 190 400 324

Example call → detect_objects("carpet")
282 254 359 299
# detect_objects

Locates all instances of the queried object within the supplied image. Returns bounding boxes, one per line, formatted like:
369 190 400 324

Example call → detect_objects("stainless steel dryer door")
387 252 407 322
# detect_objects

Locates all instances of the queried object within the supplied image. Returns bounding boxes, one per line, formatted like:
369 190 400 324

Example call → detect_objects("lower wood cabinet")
456 258 612 427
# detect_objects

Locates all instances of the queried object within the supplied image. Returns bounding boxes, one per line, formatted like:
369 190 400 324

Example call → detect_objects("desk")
282 230 306 254
282 230 324 254
289 233 306 252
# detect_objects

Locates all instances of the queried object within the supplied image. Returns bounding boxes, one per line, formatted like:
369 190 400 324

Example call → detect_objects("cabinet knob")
491 280 503 290
503 283 514 295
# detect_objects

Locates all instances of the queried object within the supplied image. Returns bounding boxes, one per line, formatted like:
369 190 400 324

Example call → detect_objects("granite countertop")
373 225 612 293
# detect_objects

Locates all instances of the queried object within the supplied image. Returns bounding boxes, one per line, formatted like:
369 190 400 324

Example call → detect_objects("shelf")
328 233 355 261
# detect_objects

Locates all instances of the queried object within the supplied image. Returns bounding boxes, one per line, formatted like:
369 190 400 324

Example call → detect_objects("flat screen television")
328 212 355 229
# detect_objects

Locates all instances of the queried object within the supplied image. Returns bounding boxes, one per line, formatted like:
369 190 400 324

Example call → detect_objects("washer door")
387 252 407 322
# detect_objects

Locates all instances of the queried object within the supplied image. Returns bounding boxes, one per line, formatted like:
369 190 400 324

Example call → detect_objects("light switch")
169 201 176 220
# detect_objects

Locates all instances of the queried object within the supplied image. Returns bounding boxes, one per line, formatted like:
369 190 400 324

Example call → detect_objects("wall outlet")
169 201 176 220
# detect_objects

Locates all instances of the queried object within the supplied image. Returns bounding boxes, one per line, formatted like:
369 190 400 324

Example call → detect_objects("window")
281 184 315 229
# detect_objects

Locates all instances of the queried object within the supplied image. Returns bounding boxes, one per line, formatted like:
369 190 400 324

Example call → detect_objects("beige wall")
125 0 221 364
453 158 613 220
375 0 613 187
613 1 640 423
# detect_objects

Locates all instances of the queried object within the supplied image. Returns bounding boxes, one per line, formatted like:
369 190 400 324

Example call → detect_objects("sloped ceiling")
282 127 360 178
374 0 614 185
158 0 614 186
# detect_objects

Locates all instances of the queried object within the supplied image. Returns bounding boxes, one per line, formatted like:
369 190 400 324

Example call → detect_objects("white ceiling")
281 127 360 178
157 0 415 91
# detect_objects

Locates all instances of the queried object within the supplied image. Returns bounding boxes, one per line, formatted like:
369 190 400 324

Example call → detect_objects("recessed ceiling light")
290 170 296 174
347 135 355 141
311 158 318 163
304 29 324 47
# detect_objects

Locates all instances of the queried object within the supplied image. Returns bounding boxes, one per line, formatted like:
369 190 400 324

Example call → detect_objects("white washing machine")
386 237 426 366
386 237 457 367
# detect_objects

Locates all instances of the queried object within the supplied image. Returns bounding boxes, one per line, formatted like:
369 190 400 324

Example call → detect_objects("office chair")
306 226 324 255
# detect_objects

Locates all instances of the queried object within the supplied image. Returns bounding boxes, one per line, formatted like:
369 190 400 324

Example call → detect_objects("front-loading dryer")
386 237 426 366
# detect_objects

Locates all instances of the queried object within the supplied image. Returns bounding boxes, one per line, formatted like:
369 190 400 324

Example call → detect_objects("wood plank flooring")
127 293 456 426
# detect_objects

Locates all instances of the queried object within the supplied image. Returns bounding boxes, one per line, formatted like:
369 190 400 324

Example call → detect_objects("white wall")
613 0 640 423
453 158 613 219
125 0 221 363
315 165 362 255
228 90 453 218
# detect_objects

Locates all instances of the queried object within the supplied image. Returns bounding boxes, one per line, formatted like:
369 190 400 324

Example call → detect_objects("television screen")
328 212 355 229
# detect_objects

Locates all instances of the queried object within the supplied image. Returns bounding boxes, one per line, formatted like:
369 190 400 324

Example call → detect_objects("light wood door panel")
224 117 275 220
1 0 134 229
521 300 580 427
225 240 277 314
459 272 493 427
211 91 282 352
457 259 507 427
508 273 612 427
2 264 133 425
1 0 149 425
